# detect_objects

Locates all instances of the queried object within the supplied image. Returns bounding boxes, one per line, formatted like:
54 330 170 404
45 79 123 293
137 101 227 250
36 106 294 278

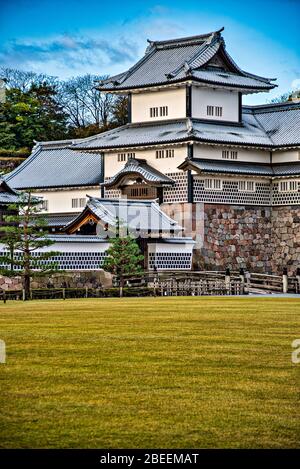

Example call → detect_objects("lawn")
0 297 299 448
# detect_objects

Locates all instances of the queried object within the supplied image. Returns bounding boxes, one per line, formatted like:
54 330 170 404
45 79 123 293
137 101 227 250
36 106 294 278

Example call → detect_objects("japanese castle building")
6 28 300 273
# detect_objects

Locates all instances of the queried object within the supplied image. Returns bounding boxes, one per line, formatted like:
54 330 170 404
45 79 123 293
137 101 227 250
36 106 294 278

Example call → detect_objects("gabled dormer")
97 28 277 125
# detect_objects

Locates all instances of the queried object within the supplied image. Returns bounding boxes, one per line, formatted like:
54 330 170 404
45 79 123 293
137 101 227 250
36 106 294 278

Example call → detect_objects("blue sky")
1 0 299 104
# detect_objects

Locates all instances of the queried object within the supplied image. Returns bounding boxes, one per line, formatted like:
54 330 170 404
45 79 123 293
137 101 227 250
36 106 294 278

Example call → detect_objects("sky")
0 0 299 104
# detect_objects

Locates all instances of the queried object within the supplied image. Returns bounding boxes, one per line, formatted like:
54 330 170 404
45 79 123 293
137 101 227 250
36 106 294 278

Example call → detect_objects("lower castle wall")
162 202 300 274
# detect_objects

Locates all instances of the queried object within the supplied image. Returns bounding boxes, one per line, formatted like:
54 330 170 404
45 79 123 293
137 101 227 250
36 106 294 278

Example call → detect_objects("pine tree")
102 222 144 297
0 192 59 299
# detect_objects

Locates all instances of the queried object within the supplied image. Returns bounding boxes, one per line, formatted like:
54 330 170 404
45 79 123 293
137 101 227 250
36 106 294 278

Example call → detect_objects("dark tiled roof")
6 141 103 189
46 234 108 243
178 158 300 177
103 158 174 188
45 213 79 227
72 102 300 150
65 197 183 234
98 30 275 92
0 177 22 204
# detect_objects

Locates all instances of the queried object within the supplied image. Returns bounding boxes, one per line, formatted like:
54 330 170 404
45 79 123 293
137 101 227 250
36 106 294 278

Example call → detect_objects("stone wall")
271 206 300 274
199 203 300 274
0 270 112 291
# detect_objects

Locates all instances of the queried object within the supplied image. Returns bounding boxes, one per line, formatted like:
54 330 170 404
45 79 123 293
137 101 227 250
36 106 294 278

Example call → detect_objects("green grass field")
0 297 299 448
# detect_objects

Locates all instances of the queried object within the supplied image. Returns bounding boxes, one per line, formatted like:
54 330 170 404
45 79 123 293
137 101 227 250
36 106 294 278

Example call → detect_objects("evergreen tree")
0 192 59 299
102 222 144 297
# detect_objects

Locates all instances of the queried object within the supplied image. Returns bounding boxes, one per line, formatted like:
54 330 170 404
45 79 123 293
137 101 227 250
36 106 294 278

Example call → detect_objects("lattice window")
148 252 192 270
194 178 271 205
163 172 188 203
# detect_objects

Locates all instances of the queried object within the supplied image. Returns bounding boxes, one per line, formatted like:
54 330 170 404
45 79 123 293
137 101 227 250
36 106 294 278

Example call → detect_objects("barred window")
207 105 214 116
160 106 168 117
71 198 79 208
118 153 126 162
71 198 86 209
279 180 298 192
150 107 159 118
238 180 256 192
222 149 238 160
165 149 174 158
204 178 223 191
118 152 135 162
156 149 165 159
40 200 48 211
215 106 223 117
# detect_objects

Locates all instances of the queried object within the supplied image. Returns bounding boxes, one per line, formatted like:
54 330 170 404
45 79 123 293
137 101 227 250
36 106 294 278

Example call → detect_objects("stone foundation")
162 202 300 275
0 270 113 291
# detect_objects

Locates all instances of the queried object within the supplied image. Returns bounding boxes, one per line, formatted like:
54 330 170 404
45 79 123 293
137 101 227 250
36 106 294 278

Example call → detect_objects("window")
160 106 168 117
156 148 174 159
118 152 135 162
238 180 256 192
207 105 223 118
150 107 159 118
72 198 86 209
279 180 298 192
222 150 238 160
40 200 48 211
204 178 223 191
207 105 214 116
166 149 174 158
130 187 149 197
156 149 165 159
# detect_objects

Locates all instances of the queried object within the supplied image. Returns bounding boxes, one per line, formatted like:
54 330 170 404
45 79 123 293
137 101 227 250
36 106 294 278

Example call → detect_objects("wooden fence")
1 270 299 301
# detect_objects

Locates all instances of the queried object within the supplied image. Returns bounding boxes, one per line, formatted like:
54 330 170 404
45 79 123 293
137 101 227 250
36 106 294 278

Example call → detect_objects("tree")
102 222 144 297
58 74 115 129
0 84 68 151
111 95 128 126
0 192 59 299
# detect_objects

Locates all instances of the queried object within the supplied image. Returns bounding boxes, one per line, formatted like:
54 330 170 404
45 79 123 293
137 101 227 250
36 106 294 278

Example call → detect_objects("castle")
5 28 300 273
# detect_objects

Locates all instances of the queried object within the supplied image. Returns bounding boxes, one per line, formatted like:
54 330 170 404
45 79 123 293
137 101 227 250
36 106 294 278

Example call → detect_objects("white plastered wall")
104 145 188 178
192 86 239 122
194 144 269 163
33 187 101 214
272 150 300 164
131 87 186 123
